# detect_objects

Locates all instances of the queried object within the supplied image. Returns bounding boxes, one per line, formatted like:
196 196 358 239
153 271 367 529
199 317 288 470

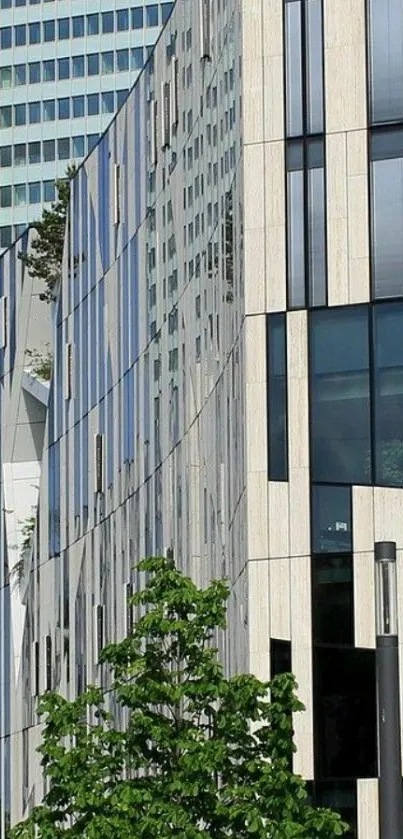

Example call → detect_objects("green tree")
19 164 77 303
11 557 348 839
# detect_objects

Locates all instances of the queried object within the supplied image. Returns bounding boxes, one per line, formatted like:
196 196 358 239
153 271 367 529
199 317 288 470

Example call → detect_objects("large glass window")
146 4 158 26
131 7 143 28
117 9 129 30
14 143 26 165
15 24 26 46
0 27 12 48
29 182 41 204
0 106 12 129
28 141 40 163
58 18 70 39
73 96 84 118
29 62 41 84
58 98 69 119
371 129 403 299
43 139 55 161
117 49 129 72
58 138 70 160
28 22 40 44
72 16 84 38
58 58 70 80
72 55 84 78
15 103 26 126
284 0 324 137
312 554 353 645
43 60 55 82
14 64 26 85
286 138 327 307
0 187 11 208
43 19 55 41
310 307 371 484
0 146 11 167
101 51 114 75
87 54 99 76
29 102 40 123
373 302 403 486
72 135 85 158
0 67 12 89
102 92 114 114
266 314 288 481
312 485 351 554
102 11 114 33
368 0 403 124
87 93 99 116
87 14 99 35
43 99 55 121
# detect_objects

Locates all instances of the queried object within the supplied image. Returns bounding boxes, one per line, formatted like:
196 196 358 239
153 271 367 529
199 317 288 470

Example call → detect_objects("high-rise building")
0 0 401 837
0 0 174 251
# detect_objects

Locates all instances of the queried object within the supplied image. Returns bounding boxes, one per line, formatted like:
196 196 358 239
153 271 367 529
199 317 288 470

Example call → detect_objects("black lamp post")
375 541 403 839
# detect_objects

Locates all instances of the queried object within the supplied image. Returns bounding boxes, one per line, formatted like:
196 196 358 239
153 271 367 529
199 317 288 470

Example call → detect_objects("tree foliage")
11 557 348 839
19 164 77 303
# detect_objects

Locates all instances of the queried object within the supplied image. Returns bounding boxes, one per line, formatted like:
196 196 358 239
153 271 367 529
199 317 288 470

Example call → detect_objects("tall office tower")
0 0 401 837
0 0 174 251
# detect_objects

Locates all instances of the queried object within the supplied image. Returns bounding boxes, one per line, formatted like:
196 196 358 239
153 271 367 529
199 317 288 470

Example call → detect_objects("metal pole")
375 541 403 839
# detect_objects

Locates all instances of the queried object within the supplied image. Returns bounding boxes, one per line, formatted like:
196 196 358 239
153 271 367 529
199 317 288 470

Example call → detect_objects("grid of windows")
0 4 173 48
0 49 146 90
0 91 129 130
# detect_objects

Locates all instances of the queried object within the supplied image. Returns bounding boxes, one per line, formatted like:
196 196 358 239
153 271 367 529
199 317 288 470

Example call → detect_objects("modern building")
0 0 174 251
0 0 402 837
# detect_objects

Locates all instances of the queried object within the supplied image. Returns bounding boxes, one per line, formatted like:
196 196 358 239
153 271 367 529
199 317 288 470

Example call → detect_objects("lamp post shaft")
376 635 403 839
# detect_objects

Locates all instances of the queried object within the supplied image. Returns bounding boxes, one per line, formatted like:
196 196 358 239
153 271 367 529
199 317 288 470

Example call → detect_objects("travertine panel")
248 560 270 681
269 557 291 640
353 486 374 553
324 0 367 133
354 552 376 649
268 481 290 559
287 312 310 556
347 130 370 303
262 0 283 141
290 556 314 779
244 143 266 314
326 133 348 306
265 141 286 312
247 471 269 559
357 780 379 839
242 0 263 145
373 488 403 548
244 314 266 385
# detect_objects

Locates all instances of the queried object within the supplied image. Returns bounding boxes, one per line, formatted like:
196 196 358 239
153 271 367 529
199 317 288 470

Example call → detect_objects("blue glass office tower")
0 0 173 250
1 1 403 838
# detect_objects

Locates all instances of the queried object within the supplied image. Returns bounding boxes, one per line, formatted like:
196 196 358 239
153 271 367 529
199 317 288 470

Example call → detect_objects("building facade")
0 0 403 837
0 0 174 250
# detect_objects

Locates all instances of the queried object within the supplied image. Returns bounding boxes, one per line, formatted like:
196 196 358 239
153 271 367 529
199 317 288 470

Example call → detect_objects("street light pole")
375 541 403 839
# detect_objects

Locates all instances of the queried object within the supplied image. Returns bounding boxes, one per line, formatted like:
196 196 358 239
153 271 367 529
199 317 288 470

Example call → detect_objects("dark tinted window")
310 307 371 484
312 554 353 645
371 129 403 299
368 0 403 123
312 485 351 553
267 314 288 481
373 302 403 486
284 0 324 137
270 639 291 676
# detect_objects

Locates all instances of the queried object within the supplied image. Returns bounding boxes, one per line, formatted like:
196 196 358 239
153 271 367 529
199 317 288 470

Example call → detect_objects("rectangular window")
102 92 114 114
73 96 85 118
87 54 99 76
131 47 144 70
72 136 85 158
0 146 11 167
370 128 403 299
0 27 12 48
286 137 327 308
29 62 41 84
72 55 84 78
0 187 11 208
14 183 26 206
146 4 158 26
368 0 403 124
43 60 55 82
162 3 174 24
101 51 114 75
29 182 41 204
58 58 70 80
0 67 12 89
14 143 26 165
43 99 55 121
43 19 55 41
117 9 129 30
117 49 129 72
266 313 288 481
284 0 324 137
312 485 351 554
87 93 99 116
29 22 40 44
15 103 26 126
131 7 143 28
72 16 84 38
310 306 371 484
87 14 99 36
58 98 70 119
43 139 55 161
58 138 70 160
270 639 291 676
28 141 40 163
15 24 26 46
0 107 11 129
102 11 114 33
29 102 41 124
373 302 403 487
0 227 12 248
14 64 26 86
58 18 70 39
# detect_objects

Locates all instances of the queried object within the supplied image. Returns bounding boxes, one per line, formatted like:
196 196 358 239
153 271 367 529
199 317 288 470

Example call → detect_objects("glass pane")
270 639 291 676
267 314 288 481
307 164 326 306
310 307 371 484
285 1 303 137
43 60 55 82
372 155 403 298
369 0 403 123
374 302 403 486
312 554 353 644
305 0 324 134
312 485 352 553
14 64 26 85
287 168 305 307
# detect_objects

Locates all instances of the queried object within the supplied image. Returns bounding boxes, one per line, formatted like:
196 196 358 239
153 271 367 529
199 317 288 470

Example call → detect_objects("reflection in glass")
312 485 351 553
312 554 353 645
267 314 288 481
305 0 324 134
373 303 403 486
371 151 403 299
310 307 371 484
285 0 303 137
368 0 403 123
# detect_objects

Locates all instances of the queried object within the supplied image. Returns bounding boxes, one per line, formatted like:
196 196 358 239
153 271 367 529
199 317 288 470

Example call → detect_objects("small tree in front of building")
11 557 348 839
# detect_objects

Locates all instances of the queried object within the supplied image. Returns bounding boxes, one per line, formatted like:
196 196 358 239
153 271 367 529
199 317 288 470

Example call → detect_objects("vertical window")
58 138 70 160
0 146 11 167
286 137 327 308
312 485 351 554
43 99 55 121
0 27 12 48
29 102 41 124
72 136 85 158
29 62 41 84
161 3 174 24
58 18 70 39
284 0 324 137
72 56 85 78
370 129 403 299
87 14 99 36
0 67 12 89
117 49 129 72
146 4 159 26
373 302 403 486
368 0 403 124
43 60 55 82
102 11 114 33
101 52 114 75
58 58 70 80
43 139 55 161
73 96 85 118
266 314 288 481
29 182 41 204
310 307 371 484
15 103 26 126
102 92 114 114
28 22 40 44
117 9 129 30
87 54 99 76
72 16 84 38
131 7 143 28
87 93 99 116
14 184 26 206
14 24 26 46
58 98 70 120
14 143 26 165
0 187 11 208
131 47 144 70
43 19 55 41
270 639 291 676
28 141 40 163
14 64 26 85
